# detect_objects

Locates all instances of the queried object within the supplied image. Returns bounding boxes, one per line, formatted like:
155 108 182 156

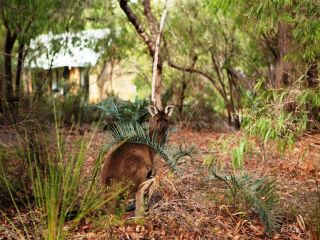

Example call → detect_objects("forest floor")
0 126 319 239
70 127 319 240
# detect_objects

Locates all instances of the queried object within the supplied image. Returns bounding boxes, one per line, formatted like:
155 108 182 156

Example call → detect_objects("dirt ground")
0 126 319 239
68 127 319 240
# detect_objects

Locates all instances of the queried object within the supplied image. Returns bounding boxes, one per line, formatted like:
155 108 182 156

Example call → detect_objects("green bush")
242 81 320 153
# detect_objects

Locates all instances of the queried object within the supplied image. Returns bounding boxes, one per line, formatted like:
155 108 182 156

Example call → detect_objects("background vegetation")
0 0 319 239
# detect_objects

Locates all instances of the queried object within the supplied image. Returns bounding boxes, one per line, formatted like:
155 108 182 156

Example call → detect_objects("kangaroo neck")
149 129 167 147
148 128 166 162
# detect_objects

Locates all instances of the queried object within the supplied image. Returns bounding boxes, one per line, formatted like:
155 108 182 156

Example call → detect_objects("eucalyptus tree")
116 0 252 128
118 0 168 110
165 1 255 128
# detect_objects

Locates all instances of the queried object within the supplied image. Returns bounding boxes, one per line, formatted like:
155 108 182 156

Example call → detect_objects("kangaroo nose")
160 122 167 132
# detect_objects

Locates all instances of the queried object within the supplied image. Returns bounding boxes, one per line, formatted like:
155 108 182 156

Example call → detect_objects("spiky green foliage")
237 175 282 234
0 119 126 239
98 97 149 124
209 170 281 234
104 121 193 172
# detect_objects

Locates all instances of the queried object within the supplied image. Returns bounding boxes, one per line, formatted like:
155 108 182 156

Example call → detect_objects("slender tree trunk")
306 61 318 88
233 114 241 129
177 57 196 114
306 61 319 125
275 22 292 88
154 62 163 109
226 104 232 125
178 80 187 113
4 28 17 103
0 68 2 112
24 69 32 95
151 2 168 110
48 69 53 93
15 43 25 98
226 69 242 129
84 68 90 100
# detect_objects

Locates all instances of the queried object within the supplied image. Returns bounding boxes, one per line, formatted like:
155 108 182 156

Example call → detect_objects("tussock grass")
0 107 126 240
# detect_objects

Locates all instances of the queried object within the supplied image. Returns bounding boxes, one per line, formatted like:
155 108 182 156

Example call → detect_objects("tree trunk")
4 28 17 103
275 22 293 88
233 114 241 129
15 43 25 98
226 104 232 125
84 68 90 100
0 68 2 113
306 61 319 125
119 0 168 110
154 62 163 110
306 61 318 88
178 80 187 113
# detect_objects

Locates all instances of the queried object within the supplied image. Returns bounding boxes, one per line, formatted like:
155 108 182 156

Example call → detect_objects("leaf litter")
0 127 318 239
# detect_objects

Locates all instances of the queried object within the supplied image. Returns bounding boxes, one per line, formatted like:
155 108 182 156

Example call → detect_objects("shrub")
242 81 320 154
208 170 282 234
0 112 125 239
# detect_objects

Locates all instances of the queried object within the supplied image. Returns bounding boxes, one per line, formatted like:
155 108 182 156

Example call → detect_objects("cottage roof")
27 28 109 69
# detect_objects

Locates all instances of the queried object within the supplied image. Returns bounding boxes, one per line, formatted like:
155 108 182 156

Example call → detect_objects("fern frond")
104 121 192 172
238 175 282 233
98 97 149 124
209 170 282 234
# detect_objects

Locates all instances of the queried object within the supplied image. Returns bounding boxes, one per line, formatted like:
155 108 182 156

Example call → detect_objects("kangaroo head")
147 105 174 135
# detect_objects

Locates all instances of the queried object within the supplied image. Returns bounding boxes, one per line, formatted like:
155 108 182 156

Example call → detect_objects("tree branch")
119 0 155 55
168 60 226 99
142 0 158 38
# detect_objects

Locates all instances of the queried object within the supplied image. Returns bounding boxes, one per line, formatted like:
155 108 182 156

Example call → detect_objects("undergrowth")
242 81 320 153
0 105 126 239
208 170 282 235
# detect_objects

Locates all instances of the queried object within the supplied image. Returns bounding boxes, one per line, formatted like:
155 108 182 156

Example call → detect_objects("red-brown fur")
101 105 174 215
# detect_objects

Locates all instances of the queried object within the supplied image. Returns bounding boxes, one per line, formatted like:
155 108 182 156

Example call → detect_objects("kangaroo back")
101 104 175 214
101 143 153 191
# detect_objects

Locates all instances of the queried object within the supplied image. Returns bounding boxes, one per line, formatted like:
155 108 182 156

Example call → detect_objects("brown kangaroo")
101 104 174 216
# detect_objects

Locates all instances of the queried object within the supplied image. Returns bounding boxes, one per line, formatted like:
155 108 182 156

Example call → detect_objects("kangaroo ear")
165 105 175 117
148 105 158 117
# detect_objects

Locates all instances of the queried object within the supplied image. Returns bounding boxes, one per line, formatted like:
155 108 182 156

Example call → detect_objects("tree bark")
275 22 293 88
177 56 197 113
178 79 187 113
119 0 155 56
15 43 25 98
151 0 168 110
306 61 318 88
0 65 2 112
154 62 163 109
142 0 158 38
4 28 17 103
